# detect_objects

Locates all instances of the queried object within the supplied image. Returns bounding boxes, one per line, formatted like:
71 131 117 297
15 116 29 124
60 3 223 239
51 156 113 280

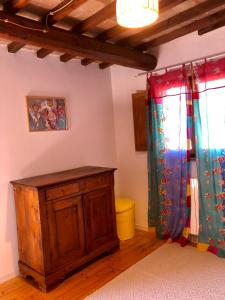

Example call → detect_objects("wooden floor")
0 229 164 300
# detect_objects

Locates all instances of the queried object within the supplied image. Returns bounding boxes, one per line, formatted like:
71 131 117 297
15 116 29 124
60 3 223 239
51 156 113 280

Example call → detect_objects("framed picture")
26 96 68 132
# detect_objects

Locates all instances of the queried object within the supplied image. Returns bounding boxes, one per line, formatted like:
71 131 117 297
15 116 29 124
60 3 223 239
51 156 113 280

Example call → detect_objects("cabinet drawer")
46 183 80 201
84 174 111 192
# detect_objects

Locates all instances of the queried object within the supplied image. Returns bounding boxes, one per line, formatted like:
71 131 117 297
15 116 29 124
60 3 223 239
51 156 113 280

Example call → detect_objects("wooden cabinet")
11 166 119 291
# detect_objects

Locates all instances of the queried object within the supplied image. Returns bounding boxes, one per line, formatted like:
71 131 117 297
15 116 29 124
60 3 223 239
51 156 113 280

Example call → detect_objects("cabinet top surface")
11 166 116 188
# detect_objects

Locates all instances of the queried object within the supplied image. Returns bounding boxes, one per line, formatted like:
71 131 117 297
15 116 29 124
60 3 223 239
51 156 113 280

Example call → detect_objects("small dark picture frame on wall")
26 96 68 132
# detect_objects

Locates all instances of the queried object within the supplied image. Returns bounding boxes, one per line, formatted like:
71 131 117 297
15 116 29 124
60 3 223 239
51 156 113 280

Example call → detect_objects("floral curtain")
147 67 191 240
147 58 225 257
193 58 225 258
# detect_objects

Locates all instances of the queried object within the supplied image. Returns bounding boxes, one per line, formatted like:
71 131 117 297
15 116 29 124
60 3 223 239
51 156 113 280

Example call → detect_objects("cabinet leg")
19 262 65 292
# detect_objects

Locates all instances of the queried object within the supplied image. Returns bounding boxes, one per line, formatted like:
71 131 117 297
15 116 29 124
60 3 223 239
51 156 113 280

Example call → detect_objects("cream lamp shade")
116 0 159 28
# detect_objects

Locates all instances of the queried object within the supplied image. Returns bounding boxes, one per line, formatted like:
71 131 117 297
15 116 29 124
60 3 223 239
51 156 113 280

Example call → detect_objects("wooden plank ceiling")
0 0 225 71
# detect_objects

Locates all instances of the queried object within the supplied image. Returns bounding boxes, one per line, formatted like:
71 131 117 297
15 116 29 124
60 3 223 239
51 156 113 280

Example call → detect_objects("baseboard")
135 225 149 232
0 271 17 283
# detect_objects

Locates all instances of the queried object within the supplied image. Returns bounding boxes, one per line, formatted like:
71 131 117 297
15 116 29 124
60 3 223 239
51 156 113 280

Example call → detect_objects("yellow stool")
115 198 135 241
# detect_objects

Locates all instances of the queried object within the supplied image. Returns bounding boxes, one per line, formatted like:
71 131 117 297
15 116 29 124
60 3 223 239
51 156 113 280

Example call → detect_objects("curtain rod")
136 50 225 77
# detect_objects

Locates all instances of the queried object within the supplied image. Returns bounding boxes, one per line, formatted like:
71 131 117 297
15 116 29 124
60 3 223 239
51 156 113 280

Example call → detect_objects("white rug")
85 243 225 300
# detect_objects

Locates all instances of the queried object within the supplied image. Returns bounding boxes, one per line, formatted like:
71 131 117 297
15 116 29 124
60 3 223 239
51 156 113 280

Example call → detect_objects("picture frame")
26 96 68 132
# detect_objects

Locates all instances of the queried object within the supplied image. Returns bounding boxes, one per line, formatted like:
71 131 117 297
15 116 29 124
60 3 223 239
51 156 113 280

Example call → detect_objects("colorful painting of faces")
27 96 67 131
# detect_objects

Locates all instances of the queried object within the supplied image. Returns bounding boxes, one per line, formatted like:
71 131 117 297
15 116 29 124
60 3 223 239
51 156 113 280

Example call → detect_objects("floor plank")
0 229 164 300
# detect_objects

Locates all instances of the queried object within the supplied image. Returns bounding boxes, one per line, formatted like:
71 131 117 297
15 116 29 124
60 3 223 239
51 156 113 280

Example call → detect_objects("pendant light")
116 0 159 28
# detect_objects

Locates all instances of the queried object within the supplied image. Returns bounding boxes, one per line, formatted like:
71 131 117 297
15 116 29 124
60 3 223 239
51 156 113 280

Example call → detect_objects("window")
163 87 187 150
198 79 225 149
162 77 225 154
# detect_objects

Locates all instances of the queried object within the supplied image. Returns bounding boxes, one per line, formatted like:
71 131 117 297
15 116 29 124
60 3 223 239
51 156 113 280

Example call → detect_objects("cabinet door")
47 195 85 269
83 187 115 252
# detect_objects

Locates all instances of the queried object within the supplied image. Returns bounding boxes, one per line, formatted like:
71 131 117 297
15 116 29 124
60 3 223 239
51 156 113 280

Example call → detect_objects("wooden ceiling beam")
72 1 116 34
7 41 25 53
3 0 30 13
198 17 225 35
99 63 112 70
57 1 116 63
37 0 88 58
81 58 94 66
60 1 116 66
60 54 75 63
37 48 53 58
139 8 225 51
97 25 127 42
0 12 157 71
46 0 88 25
159 0 185 11
4 1 30 53
120 0 225 47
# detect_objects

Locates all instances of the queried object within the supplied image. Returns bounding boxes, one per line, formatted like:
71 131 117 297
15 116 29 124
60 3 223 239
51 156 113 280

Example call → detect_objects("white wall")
111 27 225 230
0 46 116 282
110 67 148 231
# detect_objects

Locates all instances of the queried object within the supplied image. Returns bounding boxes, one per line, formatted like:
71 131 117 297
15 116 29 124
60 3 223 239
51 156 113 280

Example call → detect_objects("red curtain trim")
208 245 219 255
194 56 225 82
